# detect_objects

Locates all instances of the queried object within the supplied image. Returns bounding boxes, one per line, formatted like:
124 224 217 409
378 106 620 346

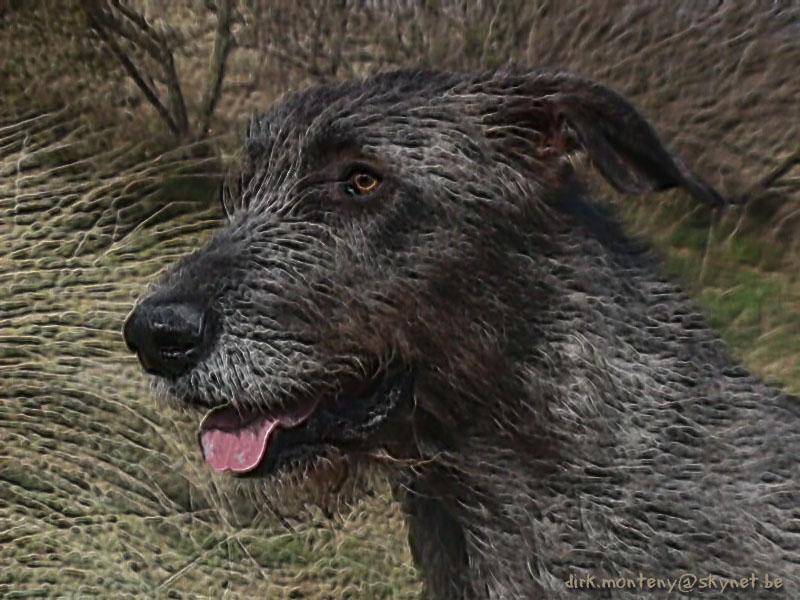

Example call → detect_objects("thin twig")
747 149 800 199
86 6 180 136
85 0 190 138
197 0 235 137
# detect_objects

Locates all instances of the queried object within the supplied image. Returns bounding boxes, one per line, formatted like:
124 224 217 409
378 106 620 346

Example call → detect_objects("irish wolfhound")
124 69 800 599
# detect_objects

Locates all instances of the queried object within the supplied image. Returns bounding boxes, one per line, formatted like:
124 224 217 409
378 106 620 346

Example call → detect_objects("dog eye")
344 170 381 197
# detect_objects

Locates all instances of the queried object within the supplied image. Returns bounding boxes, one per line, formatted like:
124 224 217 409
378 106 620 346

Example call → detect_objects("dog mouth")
197 368 414 477
198 398 318 475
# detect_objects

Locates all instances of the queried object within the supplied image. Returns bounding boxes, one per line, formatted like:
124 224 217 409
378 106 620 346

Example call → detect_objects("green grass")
620 195 800 391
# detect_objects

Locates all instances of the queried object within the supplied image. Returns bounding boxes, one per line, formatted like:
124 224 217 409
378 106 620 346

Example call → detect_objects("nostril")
160 343 199 362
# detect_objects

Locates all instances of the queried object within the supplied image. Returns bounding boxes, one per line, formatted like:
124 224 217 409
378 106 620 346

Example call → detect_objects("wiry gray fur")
140 69 800 599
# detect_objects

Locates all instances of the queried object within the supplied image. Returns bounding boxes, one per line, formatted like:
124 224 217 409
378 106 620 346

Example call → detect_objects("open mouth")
197 368 414 477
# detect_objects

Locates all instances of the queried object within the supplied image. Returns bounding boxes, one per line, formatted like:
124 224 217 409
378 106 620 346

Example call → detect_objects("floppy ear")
499 71 726 207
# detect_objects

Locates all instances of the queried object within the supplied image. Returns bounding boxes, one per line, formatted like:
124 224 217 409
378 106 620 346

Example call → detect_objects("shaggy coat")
126 69 800 599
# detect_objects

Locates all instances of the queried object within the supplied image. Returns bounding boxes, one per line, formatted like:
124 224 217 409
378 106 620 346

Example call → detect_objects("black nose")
123 302 209 378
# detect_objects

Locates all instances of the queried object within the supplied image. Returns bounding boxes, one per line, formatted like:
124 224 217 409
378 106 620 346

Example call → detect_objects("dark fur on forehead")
246 69 464 144
239 67 723 213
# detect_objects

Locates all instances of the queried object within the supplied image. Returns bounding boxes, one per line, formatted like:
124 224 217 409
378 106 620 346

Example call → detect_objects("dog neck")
391 191 799 598
395 452 553 599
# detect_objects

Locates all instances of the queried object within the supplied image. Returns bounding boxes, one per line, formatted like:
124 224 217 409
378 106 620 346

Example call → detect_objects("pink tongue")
199 408 279 474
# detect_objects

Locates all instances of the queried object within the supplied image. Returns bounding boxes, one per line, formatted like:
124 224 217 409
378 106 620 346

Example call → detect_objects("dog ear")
496 72 726 207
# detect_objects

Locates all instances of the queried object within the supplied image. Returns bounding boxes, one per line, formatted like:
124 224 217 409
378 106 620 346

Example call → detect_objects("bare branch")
197 0 235 137
83 0 189 138
85 3 180 136
107 0 167 63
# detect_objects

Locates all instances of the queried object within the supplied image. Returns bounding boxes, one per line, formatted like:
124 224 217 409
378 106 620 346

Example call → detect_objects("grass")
619 195 800 391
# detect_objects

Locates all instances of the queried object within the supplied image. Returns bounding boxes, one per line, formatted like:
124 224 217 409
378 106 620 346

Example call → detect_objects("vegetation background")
1 1 798 597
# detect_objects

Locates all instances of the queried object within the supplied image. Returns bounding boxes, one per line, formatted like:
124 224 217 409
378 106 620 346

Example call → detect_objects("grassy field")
1 2 798 598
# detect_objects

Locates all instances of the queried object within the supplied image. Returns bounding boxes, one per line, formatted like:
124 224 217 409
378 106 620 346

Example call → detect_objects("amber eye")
345 170 381 197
